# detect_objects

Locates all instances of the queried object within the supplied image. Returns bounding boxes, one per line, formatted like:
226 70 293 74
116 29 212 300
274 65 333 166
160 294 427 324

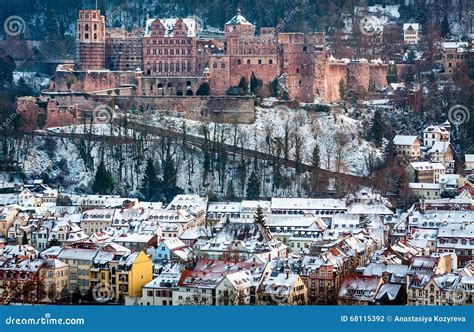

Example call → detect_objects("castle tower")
76 9 106 70
223 8 256 54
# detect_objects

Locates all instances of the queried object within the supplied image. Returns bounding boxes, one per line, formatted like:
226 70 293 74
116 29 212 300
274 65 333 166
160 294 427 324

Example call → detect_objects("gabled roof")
393 135 419 146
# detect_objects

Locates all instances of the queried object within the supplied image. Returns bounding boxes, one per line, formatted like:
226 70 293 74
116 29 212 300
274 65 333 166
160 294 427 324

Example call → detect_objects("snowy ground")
147 106 382 176
13 71 50 93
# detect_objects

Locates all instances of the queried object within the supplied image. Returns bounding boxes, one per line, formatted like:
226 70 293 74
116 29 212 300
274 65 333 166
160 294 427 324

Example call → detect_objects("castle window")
187 40 191 45
78 33 81 39
158 62 162 72
237 59 241 65
221 63 225 69
247 59 251 65
85 24 89 31
158 49 162 55
167 82 173 88
85 33 89 39
159 40 162 45
269 59 273 64
170 40 174 45
187 62 192 72
303 46 307 52
176 62 180 72
170 63 174 72
93 13 96 18
94 33 97 40
258 59 262 64
213 63 218 68
158 83 163 88
94 24 97 31
164 63 168 72
296 68 300 73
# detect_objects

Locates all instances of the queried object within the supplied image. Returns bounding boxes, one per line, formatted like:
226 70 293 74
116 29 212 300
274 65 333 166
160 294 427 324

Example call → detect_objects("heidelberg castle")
46 9 401 103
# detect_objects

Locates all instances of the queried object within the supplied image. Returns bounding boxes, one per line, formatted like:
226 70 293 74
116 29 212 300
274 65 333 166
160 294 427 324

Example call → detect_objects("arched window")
85 24 89 31
269 59 273 64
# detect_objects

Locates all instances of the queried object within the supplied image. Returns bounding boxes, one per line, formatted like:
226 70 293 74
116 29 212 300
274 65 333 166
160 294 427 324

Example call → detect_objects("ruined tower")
76 9 106 70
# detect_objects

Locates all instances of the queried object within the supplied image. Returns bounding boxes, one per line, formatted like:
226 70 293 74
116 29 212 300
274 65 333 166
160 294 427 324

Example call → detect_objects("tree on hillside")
312 144 321 169
369 109 385 147
254 205 266 226
140 158 160 201
92 160 114 194
246 170 260 200
440 15 450 38
161 152 183 203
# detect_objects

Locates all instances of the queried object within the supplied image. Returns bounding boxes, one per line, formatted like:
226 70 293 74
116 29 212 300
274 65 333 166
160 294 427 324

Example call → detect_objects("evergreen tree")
140 158 160 201
161 152 183 203
358 215 371 229
404 66 415 85
238 76 249 95
441 15 450 38
250 72 263 94
338 79 346 100
16 77 34 96
92 160 114 194
253 205 266 225
196 82 210 95
369 109 385 147
246 170 261 200
312 144 320 169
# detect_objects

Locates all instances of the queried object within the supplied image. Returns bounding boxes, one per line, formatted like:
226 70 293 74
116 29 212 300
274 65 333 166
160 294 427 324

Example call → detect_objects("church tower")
76 9 106 70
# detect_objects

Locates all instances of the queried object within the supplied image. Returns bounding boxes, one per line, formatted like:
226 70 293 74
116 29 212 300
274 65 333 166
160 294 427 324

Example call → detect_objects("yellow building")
41 258 69 303
0 207 18 238
91 250 153 303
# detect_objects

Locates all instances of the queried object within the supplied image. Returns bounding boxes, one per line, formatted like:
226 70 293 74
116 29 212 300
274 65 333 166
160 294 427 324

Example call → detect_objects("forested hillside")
1 0 471 39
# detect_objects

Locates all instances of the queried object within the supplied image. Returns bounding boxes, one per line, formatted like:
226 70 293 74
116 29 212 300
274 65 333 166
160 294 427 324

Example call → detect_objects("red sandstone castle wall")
209 56 231 95
368 64 389 89
324 63 348 103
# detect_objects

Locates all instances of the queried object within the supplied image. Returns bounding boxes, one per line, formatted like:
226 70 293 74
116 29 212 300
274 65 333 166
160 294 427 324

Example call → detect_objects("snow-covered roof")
376 284 401 301
409 183 440 190
240 200 271 212
271 198 347 211
207 202 241 213
403 23 420 31
178 270 224 289
423 125 449 134
144 272 180 289
442 41 468 51
338 275 381 301
429 141 451 154
409 161 445 171
145 18 197 38
393 135 419 146
225 10 253 26
465 154 474 163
